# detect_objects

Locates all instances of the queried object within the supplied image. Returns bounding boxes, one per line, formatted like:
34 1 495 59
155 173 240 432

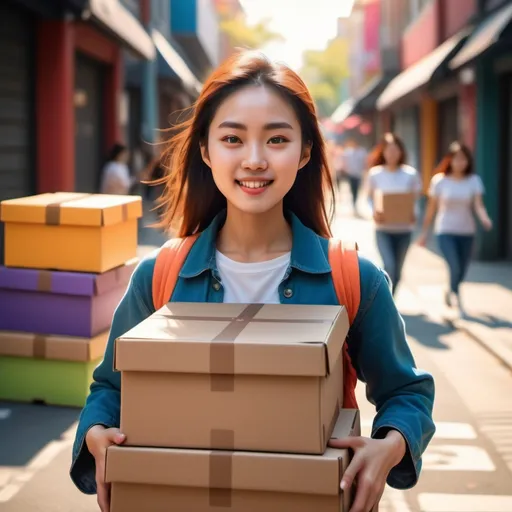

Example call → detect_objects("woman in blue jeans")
418 142 493 314
367 133 422 295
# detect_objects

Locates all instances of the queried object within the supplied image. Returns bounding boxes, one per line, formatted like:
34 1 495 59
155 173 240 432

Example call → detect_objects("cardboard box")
0 259 136 337
0 356 101 407
0 330 108 406
0 192 142 273
0 330 109 361
116 303 349 454
106 409 360 512
373 190 416 224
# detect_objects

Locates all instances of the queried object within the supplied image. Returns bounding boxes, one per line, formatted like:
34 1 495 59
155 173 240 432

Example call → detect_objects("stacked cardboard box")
0 192 142 407
105 302 362 511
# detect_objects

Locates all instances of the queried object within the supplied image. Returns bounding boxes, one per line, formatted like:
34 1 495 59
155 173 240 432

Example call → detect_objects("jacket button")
283 288 293 298
212 281 221 291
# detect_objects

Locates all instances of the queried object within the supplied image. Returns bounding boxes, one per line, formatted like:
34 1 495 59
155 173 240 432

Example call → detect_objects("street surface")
1 187 511 512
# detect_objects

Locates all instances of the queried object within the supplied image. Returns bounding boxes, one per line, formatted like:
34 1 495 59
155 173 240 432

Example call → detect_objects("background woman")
367 133 422 295
418 141 492 314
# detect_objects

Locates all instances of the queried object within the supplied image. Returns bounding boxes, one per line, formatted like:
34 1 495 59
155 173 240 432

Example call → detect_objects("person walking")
417 141 492 314
342 138 368 216
99 144 135 195
367 133 422 295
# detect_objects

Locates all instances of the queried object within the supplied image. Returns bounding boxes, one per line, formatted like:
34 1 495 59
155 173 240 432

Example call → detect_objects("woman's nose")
242 145 268 171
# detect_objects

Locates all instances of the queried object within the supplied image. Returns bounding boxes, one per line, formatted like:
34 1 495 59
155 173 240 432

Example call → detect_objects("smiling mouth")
235 180 274 189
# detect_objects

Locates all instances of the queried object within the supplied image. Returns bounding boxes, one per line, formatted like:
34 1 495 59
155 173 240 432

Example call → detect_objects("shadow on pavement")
0 402 80 466
402 313 455 350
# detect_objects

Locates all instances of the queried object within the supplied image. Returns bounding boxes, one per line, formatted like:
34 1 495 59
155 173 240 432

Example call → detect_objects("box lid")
0 258 138 296
0 330 108 362
105 409 358 496
0 192 142 227
114 303 349 377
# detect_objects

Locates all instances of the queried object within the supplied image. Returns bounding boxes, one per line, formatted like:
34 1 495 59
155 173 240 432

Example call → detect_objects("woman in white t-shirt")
366 133 422 295
100 143 135 195
418 142 492 312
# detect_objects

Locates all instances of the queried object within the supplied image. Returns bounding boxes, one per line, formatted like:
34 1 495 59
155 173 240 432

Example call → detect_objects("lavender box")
0 259 137 337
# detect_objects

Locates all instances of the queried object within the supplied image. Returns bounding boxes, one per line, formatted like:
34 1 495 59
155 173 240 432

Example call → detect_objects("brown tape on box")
209 303 264 392
37 270 53 292
33 335 47 359
209 429 235 507
45 193 91 225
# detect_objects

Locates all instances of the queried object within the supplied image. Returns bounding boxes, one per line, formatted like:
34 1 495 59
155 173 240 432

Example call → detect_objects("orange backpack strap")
152 235 199 311
328 238 361 409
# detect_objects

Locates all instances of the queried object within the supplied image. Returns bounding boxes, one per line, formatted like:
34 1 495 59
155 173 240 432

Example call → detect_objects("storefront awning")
152 30 202 96
330 99 356 124
376 29 470 110
85 0 155 60
449 3 512 70
352 73 394 114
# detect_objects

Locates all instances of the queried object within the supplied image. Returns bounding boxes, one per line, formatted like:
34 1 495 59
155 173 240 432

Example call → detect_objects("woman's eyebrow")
217 121 294 130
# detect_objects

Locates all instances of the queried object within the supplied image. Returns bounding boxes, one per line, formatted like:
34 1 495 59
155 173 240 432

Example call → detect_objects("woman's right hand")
416 232 428 247
373 211 385 224
85 425 126 512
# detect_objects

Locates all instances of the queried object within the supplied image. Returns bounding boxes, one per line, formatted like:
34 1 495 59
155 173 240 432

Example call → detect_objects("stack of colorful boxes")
0 192 142 407
104 301 362 511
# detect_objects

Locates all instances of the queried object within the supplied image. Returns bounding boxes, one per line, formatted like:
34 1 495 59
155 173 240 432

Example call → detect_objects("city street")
1 191 512 512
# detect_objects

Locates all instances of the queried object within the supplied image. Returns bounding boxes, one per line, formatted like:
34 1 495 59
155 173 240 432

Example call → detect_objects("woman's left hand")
328 430 406 512
481 216 493 231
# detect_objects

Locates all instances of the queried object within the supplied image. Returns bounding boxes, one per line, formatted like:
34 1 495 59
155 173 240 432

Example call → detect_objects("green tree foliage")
300 38 350 117
219 13 284 50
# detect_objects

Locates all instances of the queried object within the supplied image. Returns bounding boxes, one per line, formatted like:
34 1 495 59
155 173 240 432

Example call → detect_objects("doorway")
74 53 104 192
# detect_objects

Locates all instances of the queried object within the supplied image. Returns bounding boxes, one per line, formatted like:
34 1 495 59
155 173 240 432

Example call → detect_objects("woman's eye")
268 136 288 144
222 136 241 144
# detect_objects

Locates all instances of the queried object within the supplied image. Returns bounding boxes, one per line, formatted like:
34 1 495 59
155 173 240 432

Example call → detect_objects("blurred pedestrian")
342 138 368 216
100 143 135 195
367 133 422 295
417 142 493 314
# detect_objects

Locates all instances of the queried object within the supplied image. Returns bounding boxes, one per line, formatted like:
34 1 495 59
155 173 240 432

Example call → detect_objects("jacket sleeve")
348 257 436 489
69 261 155 494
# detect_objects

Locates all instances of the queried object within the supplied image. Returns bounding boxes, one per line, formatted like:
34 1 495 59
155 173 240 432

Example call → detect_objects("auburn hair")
153 50 335 238
434 141 474 176
368 132 407 168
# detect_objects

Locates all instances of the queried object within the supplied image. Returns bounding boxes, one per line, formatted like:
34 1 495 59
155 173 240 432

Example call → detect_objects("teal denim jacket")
70 211 435 494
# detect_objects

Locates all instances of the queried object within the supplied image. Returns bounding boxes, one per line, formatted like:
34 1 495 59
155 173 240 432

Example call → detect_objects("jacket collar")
179 209 331 278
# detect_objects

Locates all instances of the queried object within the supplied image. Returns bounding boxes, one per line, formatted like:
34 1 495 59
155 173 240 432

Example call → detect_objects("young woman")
366 133 422 295
418 141 492 313
70 51 435 512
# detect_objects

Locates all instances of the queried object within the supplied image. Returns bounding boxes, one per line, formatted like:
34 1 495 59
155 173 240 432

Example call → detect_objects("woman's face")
451 150 469 176
383 142 402 167
201 85 311 215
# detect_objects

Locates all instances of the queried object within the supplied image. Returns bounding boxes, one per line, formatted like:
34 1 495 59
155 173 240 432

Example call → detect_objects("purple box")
0 258 138 337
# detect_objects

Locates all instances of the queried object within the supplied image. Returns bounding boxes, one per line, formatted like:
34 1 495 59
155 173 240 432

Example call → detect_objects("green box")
0 356 101 407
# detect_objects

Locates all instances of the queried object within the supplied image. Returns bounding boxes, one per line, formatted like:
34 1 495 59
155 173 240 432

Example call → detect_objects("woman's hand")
481 216 493 231
328 430 406 512
373 211 385 224
416 231 428 247
85 425 127 512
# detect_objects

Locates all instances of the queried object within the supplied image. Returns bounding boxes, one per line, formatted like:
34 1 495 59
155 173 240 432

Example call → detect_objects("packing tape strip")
209 429 235 507
33 335 47 359
37 270 53 292
209 303 264 392
45 193 92 226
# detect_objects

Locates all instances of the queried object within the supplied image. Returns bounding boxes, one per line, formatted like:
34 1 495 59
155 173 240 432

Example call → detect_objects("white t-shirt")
216 250 290 304
100 161 133 195
429 173 484 235
367 165 422 232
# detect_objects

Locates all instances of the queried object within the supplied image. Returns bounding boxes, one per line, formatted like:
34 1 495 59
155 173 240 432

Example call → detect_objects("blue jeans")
348 176 361 208
437 234 474 294
376 231 412 294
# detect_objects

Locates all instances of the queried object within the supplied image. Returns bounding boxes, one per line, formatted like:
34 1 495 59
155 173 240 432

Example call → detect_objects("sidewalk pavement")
403 242 512 372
